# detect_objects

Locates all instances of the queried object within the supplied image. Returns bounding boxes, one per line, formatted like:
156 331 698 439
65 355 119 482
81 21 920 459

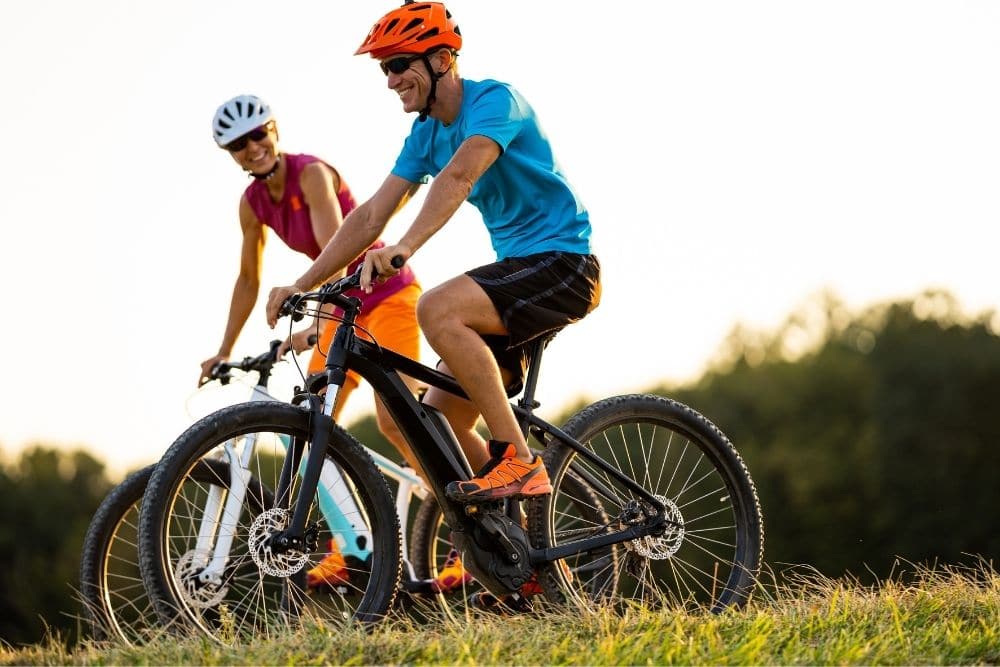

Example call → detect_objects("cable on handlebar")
277 255 405 386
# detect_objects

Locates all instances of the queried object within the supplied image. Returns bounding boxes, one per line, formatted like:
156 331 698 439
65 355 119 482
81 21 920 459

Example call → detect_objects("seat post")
516 334 553 438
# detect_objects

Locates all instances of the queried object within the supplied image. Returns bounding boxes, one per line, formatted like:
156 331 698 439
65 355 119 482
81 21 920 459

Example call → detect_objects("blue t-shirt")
391 78 592 260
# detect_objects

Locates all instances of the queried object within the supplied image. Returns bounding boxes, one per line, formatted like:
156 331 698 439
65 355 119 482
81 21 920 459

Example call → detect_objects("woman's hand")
198 354 228 387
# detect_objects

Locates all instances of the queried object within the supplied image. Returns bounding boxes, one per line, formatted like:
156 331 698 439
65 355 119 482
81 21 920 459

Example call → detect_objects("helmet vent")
384 18 399 33
212 94 272 147
416 27 439 41
403 17 423 33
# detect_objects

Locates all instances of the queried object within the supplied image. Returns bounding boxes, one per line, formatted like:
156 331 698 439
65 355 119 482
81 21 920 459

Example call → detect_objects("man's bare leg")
416 275 531 462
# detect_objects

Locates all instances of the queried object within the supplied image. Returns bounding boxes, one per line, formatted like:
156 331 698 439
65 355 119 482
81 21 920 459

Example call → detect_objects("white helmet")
212 94 273 147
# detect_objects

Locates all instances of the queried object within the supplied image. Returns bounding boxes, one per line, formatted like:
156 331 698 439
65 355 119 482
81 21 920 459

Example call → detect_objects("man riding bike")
264 2 601 599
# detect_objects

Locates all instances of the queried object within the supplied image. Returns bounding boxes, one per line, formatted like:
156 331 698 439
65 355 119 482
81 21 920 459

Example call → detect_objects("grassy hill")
3 562 997 665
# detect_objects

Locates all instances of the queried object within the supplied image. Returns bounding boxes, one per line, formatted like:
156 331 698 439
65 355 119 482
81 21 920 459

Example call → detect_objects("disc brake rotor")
249 508 310 577
625 495 685 560
175 550 228 608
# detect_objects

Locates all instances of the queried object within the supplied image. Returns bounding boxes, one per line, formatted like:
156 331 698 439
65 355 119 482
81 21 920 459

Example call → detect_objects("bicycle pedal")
463 500 502 515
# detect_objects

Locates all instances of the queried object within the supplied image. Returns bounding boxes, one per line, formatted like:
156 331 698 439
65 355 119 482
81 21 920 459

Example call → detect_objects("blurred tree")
0 446 113 646
663 290 1000 579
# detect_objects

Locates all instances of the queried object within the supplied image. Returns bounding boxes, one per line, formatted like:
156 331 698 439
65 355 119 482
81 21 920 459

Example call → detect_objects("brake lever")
279 293 306 322
210 363 233 386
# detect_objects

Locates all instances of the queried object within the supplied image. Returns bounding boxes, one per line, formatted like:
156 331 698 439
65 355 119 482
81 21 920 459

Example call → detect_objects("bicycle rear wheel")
79 465 154 645
80 460 273 645
138 402 401 643
528 394 763 613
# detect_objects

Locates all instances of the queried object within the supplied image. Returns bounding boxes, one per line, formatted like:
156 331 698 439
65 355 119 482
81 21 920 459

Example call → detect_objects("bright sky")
1 1 997 476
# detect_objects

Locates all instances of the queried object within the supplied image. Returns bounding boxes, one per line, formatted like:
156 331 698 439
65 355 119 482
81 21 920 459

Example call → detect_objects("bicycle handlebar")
279 255 405 321
209 334 319 385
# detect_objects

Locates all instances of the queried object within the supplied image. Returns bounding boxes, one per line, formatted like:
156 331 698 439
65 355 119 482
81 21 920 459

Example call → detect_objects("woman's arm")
198 196 266 385
265 174 420 326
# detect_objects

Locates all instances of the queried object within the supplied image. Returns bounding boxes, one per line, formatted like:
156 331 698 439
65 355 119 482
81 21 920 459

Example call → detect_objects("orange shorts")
308 283 422 396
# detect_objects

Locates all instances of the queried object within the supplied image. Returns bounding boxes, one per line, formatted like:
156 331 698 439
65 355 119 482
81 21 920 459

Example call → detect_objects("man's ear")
435 49 455 75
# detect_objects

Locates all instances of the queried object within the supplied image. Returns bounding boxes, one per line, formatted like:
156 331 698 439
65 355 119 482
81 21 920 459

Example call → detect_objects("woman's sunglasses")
379 53 423 76
225 123 272 152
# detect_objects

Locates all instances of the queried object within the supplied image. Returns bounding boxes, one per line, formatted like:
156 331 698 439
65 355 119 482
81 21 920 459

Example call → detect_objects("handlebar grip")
369 255 406 283
210 362 232 385
279 293 305 321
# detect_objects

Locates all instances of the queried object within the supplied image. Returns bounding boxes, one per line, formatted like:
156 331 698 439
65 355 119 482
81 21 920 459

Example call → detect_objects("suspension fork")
273 322 358 553
194 384 275 581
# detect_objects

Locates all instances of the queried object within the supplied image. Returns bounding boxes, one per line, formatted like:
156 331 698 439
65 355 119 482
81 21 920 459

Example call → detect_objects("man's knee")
415 286 450 331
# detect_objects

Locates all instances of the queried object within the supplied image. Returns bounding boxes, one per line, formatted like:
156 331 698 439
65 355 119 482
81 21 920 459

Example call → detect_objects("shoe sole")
446 485 552 504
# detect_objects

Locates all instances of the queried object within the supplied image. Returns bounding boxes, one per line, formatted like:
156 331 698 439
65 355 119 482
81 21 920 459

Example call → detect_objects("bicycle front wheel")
529 394 763 613
138 402 401 643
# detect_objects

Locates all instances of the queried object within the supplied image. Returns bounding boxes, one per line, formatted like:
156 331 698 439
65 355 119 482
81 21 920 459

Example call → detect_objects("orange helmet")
355 2 462 60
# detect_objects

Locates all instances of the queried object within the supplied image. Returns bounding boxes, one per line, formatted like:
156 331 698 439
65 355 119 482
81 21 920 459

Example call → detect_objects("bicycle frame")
276 276 672 595
339 332 670 561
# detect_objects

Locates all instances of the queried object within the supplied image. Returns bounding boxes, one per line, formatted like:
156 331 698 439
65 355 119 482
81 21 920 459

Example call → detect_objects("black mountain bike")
137 263 764 643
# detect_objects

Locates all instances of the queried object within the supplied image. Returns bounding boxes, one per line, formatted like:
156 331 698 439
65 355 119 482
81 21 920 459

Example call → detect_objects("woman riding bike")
201 94 437 589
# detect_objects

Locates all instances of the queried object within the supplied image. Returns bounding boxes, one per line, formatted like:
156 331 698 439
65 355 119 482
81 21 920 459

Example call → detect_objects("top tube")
280 262 553 411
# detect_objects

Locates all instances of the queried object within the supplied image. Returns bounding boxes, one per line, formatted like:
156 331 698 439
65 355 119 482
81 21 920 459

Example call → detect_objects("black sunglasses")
225 123 272 152
380 53 424 76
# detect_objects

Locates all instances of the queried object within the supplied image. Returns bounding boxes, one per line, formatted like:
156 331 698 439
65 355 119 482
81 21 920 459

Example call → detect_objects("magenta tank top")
244 153 416 309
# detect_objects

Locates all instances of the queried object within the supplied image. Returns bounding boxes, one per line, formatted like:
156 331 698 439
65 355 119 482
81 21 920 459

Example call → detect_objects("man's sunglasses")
225 123 272 152
380 53 423 76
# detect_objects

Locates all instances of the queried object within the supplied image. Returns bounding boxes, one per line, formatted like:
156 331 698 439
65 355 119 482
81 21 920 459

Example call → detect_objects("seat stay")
518 410 667 514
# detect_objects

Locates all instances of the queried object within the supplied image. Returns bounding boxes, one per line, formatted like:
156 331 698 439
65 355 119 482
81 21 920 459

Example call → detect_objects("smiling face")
381 49 459 115
380 52 429 114
227 120 279 175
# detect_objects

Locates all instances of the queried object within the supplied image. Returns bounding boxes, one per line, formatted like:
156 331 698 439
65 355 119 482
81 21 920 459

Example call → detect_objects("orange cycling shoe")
431 549 473 593
306 539 348 589
445 440 553 503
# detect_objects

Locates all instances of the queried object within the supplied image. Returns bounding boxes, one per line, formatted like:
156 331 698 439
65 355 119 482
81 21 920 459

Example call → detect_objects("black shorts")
467 252 602 395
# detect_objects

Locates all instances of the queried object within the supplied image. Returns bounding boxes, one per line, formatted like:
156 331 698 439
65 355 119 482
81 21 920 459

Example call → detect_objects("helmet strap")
248 153 282 181
417 53 448 123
